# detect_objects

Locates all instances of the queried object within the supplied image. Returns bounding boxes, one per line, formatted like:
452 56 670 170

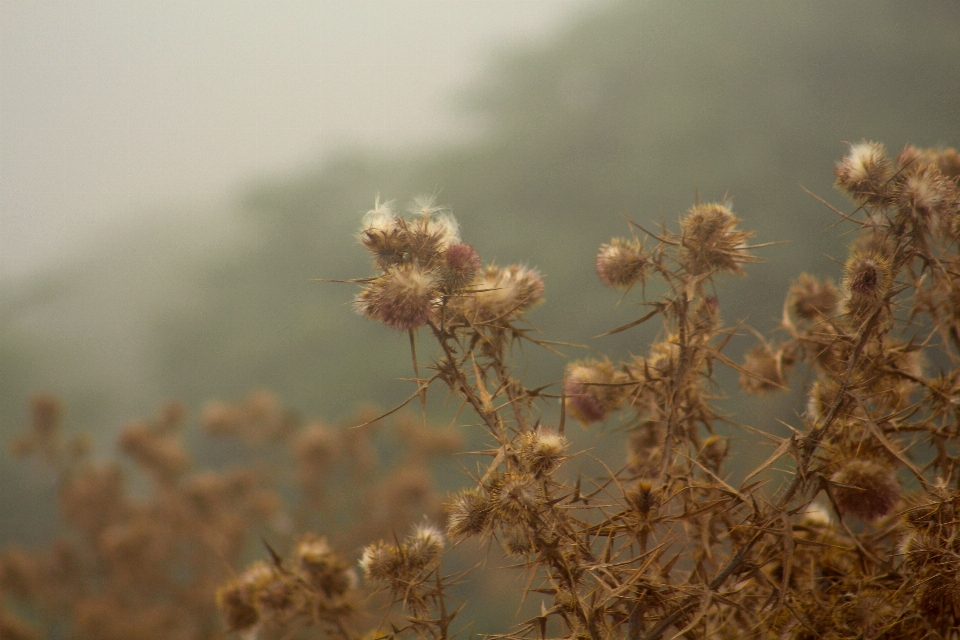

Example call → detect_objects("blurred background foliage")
3 0 959 545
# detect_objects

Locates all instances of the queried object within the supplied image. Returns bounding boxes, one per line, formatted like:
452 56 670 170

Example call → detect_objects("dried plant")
3 143 959 639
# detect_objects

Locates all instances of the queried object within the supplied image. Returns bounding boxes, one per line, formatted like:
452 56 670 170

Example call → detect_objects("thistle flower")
788 274 839 320
444 489 489 539
698 435 728 468
564 359 627 424
253 568 301 621
797 503 832 528
646 336 681 378
359 201 408 268
294 534 355 597
501 526 536 556
625 480 660 515
520 427 568 476
358 542 397 583
488 473 541 522
439 242 481 292
403 524 445 569
216 578 260 633
118 422 190 480
896 166 957 231
626 420 664 478
690 295 721 336
834 141 893 205
459 264 545 323
678 202 754 275
830 458 900 521
596 237 649 288
739 344 786 394
354 264 438 330
405 211 461 267
842 249 892 316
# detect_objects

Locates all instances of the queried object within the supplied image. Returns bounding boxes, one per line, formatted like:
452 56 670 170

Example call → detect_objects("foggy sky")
1 0 607 280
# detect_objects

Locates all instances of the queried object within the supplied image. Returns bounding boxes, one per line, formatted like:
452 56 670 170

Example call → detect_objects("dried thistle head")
678 202 754 275
403 524 445 571
118 421 190 481
739 344 786 394
625 480 661 515
896 166 958 232
215 578 260 634
698 435 728 469
626 421 664 478
444 489 489 539
439 242 481 292
830 457 900 521
788 274 840 320
834 141 893 205
520 427 568 476
354 263 438 330
842 248 893 320
358 541 399 583
564 359 628 424
217 560 301 632
359 200 407 268
487 472 541 523
690 294 721 337
294 534 356 597
458 264 545 323
843 250 892 300
596 237 649 289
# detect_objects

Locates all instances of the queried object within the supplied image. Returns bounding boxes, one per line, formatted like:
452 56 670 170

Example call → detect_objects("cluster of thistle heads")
343 143 959 637
354 198 544 331
216 534 357 639
4 142 960 640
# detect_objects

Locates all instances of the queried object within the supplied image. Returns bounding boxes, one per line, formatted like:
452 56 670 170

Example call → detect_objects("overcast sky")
1 0 609 280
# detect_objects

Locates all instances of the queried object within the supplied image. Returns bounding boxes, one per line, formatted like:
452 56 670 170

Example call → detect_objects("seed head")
404 525 445 569
678 202 754 275
488 473 541 523
625 480 660 514
626 421 664 478
444 489 489 539
460 264 544 323
216 578 260 633
797 503 832 529
830 458 900 521
520 427 569 476
596 237 649 289
739 344 786 394
440 242 481 292
354 264 437 330
359 201 408 268
501 526 536 556
896 167 956 230
294 534 355 597
842 249 892 313
788 274 840 320
358 542 398 583
564 359 627 424
835 141 893 205
690 295 721 336
698 435 728 468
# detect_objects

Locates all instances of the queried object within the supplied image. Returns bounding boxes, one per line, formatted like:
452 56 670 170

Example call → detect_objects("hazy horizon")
1 0 610 280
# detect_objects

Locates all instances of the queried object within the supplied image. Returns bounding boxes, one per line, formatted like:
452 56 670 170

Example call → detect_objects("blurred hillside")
155 0 960 417
3 0 959 542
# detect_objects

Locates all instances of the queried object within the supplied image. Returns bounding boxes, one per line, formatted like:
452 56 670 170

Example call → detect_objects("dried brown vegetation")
3 143 960 639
